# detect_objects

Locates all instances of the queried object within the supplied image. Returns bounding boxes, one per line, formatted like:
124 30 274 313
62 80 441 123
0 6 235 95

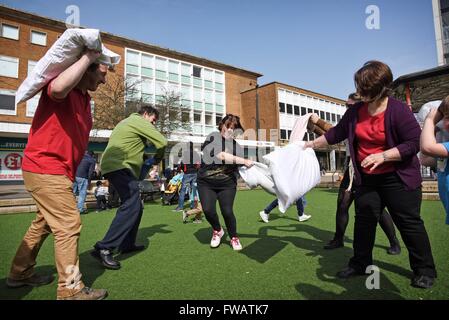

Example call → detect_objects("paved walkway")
0 184 30 200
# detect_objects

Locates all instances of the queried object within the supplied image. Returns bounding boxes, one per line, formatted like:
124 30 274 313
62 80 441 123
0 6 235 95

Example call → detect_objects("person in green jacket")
91 105 167 270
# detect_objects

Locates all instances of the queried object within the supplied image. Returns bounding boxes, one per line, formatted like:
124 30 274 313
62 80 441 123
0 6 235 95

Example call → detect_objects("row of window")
0 55 37 79
279 102 342 123
0 88 39 116
280 129 317 142
1 23 47 46
125 49 226 113
126 49 225 90
278 89 346 109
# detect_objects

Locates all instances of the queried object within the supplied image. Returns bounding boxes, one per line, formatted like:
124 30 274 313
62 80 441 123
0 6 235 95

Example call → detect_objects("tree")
91 73 141 130
92 75 192 139
152 87 192 138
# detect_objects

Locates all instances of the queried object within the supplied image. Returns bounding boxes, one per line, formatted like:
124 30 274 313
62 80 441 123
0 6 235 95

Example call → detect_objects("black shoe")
411 275 434 289
119 245 145 254
324 239 344 250
90 249 121 270
336 266 365 279
387 243 401 255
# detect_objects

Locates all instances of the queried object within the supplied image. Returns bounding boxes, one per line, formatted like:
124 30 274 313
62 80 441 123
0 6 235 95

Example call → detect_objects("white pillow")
16 28 121 104
263 141 320 213
239 162 276 195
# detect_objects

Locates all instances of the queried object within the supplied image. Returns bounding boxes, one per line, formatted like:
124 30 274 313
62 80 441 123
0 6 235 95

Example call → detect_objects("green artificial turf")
0 188 447 300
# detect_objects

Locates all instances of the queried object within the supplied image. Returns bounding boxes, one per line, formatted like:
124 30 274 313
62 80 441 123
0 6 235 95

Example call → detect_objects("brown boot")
58 287 108 300
6 274 55 288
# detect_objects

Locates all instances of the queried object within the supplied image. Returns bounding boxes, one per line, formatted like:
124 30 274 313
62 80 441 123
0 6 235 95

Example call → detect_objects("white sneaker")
230 237 243 251
210 228 224 248
298 214 311 222
182 210 188 223
259 211 269 223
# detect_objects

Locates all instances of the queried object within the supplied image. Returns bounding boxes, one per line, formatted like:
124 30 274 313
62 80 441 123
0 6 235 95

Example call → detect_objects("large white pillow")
16 28 121 104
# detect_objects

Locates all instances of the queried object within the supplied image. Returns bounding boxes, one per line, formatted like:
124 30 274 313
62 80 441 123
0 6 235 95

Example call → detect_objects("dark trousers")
350 173 436 277
96 195 108 210
264 197 305 216
334 168 398 246
95 169 143 252
198 184 237 238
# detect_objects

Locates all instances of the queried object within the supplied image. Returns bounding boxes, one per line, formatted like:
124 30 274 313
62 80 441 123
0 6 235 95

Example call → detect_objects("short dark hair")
217 114 244 132
87 150 95 157
96 181 102 186
138 104 159 119
439 95 449 117
354 60 393 102
347 92 361 101
87 63 99 72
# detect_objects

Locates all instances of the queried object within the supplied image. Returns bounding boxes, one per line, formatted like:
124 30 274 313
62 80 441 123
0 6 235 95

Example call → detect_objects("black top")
197 132 244 189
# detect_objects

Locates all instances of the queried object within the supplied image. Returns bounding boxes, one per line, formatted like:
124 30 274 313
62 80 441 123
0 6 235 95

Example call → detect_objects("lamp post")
255 84 260 141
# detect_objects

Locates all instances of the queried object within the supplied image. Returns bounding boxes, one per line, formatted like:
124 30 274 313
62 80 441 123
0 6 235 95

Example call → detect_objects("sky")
1 0 438 100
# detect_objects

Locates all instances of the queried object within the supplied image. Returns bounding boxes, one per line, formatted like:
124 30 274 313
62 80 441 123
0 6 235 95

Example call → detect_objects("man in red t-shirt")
6 49 109 300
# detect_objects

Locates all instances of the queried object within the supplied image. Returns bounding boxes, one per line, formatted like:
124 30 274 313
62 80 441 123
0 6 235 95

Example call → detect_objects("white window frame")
26 93 41 117
0 55 19 79
28 60 38 76
0 23 19 40
30 30 47 46
0 88 17 115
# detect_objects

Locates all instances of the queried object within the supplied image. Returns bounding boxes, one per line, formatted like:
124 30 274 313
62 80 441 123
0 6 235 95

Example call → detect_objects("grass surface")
0 188 448 300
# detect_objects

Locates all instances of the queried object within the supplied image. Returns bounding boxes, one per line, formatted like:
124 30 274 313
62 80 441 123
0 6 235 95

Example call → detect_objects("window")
307 108 313 114
28 60 37 76
216 115 223 125
193 66 202 78
287 130 292 139
205 113 213 125
331 113 336 122
182 111 190 123
0 55 19 78
286 104 293 114
215 92 224 106
294 105 300 115
126 50 139 75
194 113 202 123
279 103 285 113
141 54 153 77
319 111 325 119
1 24 19 40
0 89 16 115
301 107 306 115
30 30 47 46
326 112 331 121
26 94 40 117
337 115 341 123
280 129 287 140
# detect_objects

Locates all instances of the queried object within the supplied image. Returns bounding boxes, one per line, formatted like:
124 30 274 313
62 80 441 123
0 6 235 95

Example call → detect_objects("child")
94 180 109 213
420 95 449 225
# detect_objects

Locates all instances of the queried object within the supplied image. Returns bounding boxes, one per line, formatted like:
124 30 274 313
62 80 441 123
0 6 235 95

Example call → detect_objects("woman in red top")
305 61 436 289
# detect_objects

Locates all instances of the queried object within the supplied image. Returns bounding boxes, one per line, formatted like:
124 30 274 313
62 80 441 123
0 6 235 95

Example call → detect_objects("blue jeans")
177 173 197 210
73 177 88 213
264 196 306 216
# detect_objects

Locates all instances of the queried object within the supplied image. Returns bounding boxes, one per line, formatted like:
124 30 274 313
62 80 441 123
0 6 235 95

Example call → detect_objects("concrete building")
433 0 449 66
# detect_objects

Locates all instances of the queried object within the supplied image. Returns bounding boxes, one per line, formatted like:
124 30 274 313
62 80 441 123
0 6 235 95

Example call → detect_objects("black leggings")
197 185 237 238
334 169 398 246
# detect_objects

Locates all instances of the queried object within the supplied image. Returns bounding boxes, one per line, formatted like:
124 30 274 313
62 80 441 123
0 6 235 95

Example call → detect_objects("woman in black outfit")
197 114 253 251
